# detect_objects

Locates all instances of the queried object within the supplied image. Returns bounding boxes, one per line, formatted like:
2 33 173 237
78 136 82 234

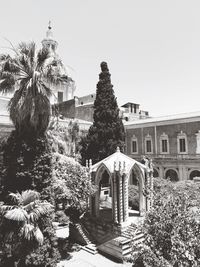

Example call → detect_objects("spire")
48 20 51 30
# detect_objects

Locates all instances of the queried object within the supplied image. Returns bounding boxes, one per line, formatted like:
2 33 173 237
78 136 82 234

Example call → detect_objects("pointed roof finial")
48 20 52 30
116 147 120 152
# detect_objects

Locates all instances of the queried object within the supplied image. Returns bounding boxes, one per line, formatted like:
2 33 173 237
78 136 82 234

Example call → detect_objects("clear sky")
1 0 200 117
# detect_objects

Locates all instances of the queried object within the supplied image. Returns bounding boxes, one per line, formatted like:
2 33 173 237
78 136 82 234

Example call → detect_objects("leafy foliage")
0 131 52 201
80 62 125 165
0 42 69 136
47 119 84 159
51 153 96 221
130 179 200 267
0 191 60 267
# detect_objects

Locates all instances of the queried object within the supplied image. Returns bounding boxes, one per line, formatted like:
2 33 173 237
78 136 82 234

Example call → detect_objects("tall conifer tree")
80 62 125 164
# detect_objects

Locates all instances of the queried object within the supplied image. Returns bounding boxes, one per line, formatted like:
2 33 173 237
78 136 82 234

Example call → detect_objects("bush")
51 153 96 222
55 211 69 225
130 180 200 267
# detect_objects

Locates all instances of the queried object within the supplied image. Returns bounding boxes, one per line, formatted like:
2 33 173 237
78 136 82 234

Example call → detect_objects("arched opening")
129 169 139 213
98 169 112 221
128 164 145 218
153 168 159 178
165 169 178 182
189 170 200 180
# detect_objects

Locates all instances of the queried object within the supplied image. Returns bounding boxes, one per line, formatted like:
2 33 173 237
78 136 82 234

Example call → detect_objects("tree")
129 180 200 267
80 62 125 165
0 42 68 137
0 190 60 267
47 119 82 158
0 131 53 201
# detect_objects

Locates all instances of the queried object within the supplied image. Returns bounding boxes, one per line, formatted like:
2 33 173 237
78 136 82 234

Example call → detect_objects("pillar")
123 174 129 222
150 173 154 209
119 174 123 224
146 172 151 212
113 173 118 224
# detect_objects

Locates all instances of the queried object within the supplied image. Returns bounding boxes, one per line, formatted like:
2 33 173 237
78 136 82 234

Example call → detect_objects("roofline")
124 111 200 128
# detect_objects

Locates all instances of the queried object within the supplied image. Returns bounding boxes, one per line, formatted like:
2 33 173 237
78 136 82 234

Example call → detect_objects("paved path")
57 249 132 267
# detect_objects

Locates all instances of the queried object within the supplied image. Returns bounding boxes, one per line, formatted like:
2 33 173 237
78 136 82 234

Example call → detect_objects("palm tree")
0 42 68 136
0 190 53 245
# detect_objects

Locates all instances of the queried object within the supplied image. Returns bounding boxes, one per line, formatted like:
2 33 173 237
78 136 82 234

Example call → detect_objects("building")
54 93 95 122
125 111 200 181
55 96 150 123
41 22 76 104
0 23 76 105
120 102 149 121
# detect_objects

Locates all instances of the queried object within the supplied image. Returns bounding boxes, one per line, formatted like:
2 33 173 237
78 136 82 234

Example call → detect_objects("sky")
1 0 200 117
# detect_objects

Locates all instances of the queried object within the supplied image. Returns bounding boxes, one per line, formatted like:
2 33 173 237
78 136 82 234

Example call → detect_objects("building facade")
125 111 200 181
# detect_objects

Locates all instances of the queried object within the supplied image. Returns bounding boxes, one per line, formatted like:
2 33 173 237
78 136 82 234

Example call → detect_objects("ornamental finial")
48 20 52 30
116 147 120 152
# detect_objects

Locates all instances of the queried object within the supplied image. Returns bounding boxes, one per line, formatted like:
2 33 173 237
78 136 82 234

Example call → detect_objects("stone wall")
75 104 93 122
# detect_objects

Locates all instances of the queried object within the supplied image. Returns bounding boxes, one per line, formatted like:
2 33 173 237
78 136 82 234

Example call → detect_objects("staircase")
97 224 144 261
74 223 98 254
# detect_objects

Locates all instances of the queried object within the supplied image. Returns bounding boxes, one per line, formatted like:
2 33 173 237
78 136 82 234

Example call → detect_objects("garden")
0 41 200 267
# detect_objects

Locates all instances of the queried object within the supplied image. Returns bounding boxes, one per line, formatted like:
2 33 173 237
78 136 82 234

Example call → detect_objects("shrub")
51 153 96 222
130 180 200 267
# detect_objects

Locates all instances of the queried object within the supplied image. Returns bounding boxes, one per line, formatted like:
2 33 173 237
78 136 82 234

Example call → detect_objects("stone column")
113 173 118 224
123 174 129 222
119 174 123 224
146 172 151 212
150 173 154 209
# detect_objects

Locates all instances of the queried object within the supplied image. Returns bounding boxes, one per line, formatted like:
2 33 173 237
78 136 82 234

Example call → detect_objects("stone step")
82 244 98 255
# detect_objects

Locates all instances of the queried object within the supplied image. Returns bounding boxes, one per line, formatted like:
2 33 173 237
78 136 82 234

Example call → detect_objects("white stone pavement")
57 250 132 267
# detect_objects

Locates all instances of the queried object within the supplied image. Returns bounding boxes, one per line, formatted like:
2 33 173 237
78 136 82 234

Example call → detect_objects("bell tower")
41 21 58 54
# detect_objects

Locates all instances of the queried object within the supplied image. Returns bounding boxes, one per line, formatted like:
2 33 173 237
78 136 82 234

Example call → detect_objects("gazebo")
71 148 154 258
87 147 153 226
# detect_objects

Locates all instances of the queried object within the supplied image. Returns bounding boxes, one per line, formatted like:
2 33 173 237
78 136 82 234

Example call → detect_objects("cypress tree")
80 62 125 165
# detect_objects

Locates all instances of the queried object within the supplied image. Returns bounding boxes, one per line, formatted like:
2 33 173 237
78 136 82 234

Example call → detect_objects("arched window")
189 170 200 180
177 131 188 154
131 135 138 154
165 169 179 182
160 133 169 154
145 134 153 154
153 168 159 178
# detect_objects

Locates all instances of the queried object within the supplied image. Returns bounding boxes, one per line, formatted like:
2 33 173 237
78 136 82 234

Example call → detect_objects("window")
145 134 153 154
177 131 187 154
179 138 186 152
131 135 138 154
58 91 63 103
146 140 152 153
160 133 169 154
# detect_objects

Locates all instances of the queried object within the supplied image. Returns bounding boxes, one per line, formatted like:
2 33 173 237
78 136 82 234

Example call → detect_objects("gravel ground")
57 249 132 267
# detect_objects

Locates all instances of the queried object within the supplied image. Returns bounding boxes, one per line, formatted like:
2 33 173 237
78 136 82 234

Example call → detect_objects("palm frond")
34 227 44 245
36 48 50 70
28 201 53 223
20 224 44 244
0 204 16 212
9 192 22 204
5 208 28 222
21 190 40 206
20 223 34 240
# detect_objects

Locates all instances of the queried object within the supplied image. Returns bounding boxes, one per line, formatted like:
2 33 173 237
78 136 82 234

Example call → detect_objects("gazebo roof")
91 147 146 174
